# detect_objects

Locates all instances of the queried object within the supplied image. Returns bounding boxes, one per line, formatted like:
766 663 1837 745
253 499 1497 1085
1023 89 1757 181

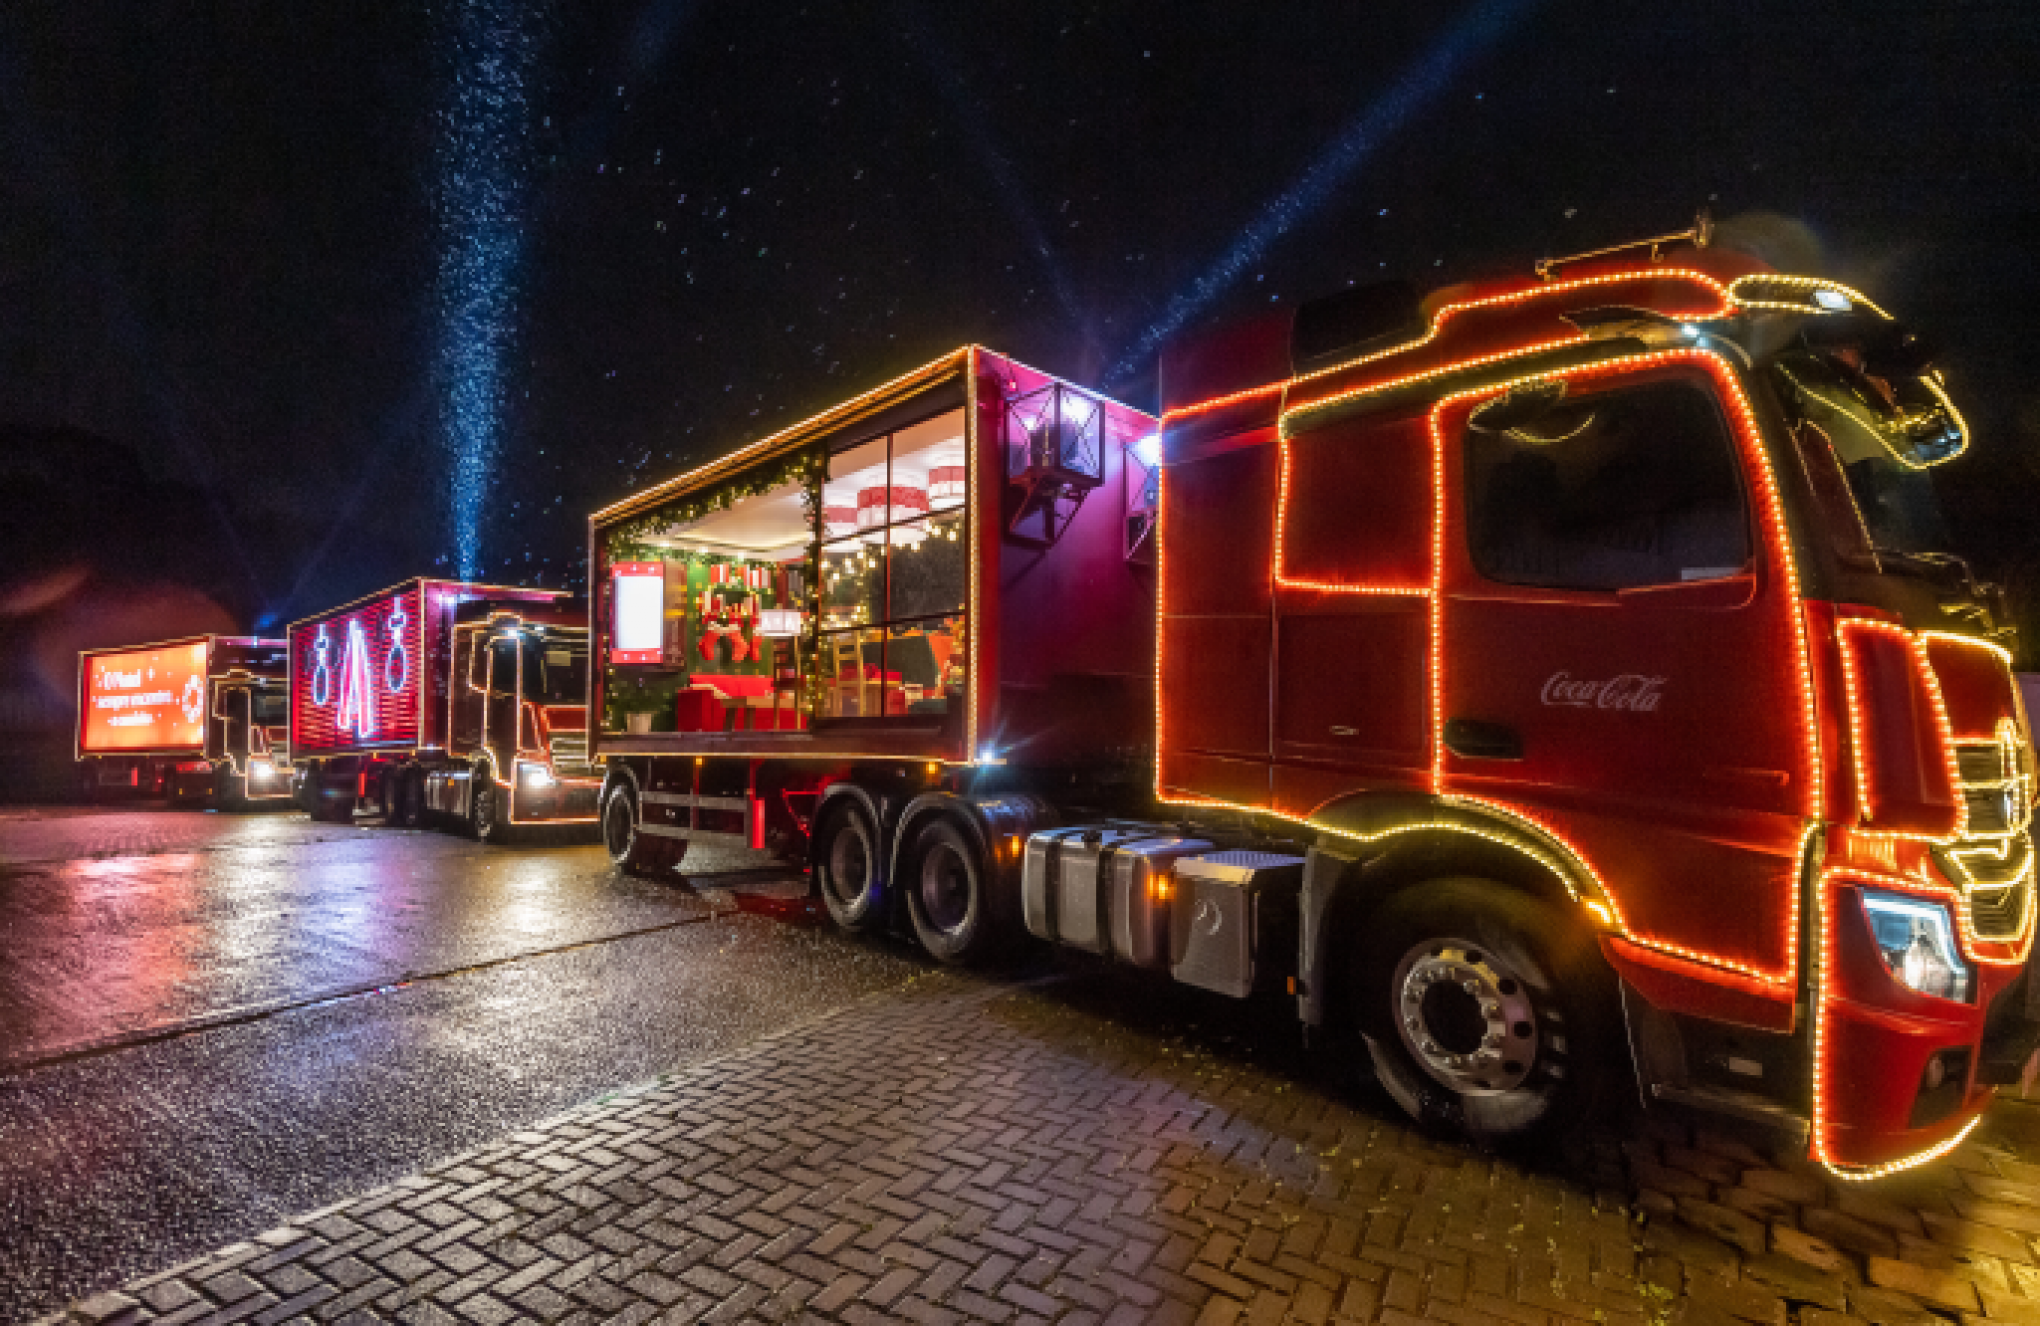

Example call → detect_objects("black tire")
214 765 249 812
815 801 886 933
602 782 652 875
1356 878 1614 1146
383 768 423 828
469 765 513 843
905 819 998 963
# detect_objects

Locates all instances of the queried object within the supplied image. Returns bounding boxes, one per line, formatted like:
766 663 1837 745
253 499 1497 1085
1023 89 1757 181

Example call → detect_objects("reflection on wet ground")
0 807 922 1320
0 809 763 1065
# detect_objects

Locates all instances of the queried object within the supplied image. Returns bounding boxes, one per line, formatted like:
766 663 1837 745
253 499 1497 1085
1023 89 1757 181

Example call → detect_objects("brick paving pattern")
35 964 2040 1326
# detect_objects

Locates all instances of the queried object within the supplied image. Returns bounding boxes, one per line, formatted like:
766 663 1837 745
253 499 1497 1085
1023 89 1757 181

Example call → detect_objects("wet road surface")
0 807 926 1320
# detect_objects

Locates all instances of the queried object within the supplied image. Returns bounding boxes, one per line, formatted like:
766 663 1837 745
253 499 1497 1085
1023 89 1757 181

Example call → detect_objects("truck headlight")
249 759 275 781
1861 890 1973 1003
519 762 556 788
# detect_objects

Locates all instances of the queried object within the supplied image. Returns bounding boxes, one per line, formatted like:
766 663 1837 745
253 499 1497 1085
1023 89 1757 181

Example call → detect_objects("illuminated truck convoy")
592 221 2035 1177
76 635 291 808
287 579 598 839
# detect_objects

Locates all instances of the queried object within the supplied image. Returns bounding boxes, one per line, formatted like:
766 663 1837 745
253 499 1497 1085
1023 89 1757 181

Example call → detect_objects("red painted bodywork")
1156 248 2035 1173
289 579 564 760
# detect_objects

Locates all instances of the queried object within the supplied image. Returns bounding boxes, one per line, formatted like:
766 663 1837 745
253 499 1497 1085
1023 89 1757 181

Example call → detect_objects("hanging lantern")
855 486 929 545
927 465 966 508
824 504 858 541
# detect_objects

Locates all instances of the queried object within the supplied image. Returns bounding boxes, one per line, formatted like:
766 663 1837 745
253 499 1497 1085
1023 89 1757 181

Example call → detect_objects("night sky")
5 2 2040 677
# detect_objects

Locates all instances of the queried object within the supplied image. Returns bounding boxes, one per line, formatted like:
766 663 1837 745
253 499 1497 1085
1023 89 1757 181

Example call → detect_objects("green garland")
605 444 827 563
603 442 830 720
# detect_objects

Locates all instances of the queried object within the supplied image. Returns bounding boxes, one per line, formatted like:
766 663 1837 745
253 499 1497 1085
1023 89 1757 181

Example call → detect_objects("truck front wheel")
815 802 885 934
470 767 513 844
905 819 996 964
1357 878 1613 1145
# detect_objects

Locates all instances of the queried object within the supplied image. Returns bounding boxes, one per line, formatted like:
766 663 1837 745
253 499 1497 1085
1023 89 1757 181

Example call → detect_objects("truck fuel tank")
1169 852 1306 999
1021 827 1213 968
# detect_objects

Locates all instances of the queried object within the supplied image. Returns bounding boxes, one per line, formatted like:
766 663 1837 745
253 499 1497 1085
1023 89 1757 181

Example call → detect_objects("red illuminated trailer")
588 223 2038 1177
76 635 291 808
286 579 589 836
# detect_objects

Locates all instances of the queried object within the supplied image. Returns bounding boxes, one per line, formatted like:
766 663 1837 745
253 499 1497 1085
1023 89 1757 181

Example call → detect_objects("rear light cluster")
1862 890 1973 1003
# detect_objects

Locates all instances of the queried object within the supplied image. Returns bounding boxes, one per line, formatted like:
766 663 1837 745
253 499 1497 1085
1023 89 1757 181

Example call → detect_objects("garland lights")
1834 617 1968 842
1811 865 1986 1180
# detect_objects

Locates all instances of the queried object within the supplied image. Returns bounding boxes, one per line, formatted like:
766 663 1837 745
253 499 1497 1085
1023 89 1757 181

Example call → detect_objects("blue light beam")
432 0 550 580
1104 0 1537 387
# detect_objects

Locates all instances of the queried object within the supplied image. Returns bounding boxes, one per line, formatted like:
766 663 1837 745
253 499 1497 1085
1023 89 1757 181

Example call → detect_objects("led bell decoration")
856 485 929 545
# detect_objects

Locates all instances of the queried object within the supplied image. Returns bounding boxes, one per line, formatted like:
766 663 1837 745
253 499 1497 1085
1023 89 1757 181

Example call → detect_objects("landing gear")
1358 878 1612 1145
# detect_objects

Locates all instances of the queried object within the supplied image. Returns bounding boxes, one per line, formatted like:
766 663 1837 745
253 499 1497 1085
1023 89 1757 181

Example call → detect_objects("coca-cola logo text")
1540 672 1665 712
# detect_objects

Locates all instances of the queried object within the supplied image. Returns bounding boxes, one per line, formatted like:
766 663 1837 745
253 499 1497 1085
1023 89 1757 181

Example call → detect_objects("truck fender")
810 782 889 871
889 791 1056 924
1295 793 1609 1031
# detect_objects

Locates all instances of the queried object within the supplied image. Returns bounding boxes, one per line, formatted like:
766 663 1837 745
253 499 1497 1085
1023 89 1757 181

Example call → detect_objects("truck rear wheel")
1357 878 1612 1146
905 819 997 964
602 782 651 875
816 802 885 934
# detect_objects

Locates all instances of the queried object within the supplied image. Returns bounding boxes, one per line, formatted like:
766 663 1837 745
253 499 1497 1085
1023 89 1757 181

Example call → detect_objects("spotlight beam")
1104 0 1537 387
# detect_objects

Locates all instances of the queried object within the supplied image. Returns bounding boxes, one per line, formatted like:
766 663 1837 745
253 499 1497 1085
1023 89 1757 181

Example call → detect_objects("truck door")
1271 411 1434 816
210 683 252 764
1436 361 1812 990
485 635 520 773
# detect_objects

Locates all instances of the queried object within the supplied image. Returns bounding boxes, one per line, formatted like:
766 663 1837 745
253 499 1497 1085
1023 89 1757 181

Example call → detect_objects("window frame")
814 413 970 726
1459 374 1759 597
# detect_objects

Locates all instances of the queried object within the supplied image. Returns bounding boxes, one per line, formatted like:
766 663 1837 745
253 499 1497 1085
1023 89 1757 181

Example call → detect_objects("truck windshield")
1770 350 1959 560
529 642 588 705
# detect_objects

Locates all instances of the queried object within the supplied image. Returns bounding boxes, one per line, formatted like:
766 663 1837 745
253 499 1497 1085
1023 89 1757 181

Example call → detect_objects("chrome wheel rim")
1392 938 1540 1095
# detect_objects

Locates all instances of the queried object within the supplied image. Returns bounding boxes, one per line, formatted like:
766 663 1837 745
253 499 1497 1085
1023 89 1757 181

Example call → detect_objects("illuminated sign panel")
80 641 211 753
290 586 424 753
612 562 664 664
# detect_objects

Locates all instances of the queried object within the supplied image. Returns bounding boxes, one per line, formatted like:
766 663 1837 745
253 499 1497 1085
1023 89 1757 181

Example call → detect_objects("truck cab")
1151 224 2035 1175
415 601 599 839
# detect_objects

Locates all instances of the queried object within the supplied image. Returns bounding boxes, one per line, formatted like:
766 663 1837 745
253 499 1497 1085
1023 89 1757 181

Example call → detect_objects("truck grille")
548 733 595 778
1940 729 2034 941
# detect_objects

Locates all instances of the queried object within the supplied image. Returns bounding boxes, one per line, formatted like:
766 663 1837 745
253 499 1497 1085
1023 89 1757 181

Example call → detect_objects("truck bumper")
1816 877 2040 1175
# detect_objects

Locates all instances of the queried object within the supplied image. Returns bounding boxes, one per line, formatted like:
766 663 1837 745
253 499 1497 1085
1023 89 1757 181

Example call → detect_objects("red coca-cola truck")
588 223 2037 1177
76 634 292 808
288 579 599 838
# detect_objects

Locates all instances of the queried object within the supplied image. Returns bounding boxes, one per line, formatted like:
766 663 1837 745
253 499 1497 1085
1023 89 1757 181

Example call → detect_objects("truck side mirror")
1468 380 1568 435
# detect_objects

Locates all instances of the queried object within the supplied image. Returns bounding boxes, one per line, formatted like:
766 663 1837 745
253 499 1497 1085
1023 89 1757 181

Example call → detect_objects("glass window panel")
1464 381 1750 592
887 513 966 620
819 541 884 635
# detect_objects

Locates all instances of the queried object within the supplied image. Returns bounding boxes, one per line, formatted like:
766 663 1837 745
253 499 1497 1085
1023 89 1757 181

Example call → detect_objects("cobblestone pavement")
35 957 2040 1326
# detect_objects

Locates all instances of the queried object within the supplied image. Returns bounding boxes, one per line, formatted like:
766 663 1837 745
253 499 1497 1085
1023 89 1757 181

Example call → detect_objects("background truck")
587 222 2037 1178
287 579 587 838
76 635 291 808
